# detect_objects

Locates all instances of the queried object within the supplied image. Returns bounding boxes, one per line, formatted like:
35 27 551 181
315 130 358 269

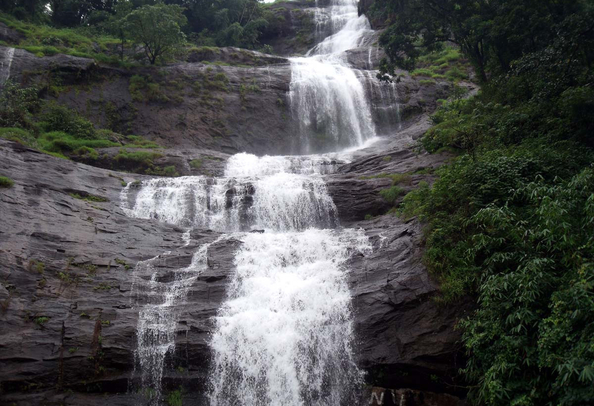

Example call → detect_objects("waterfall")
121 152 372 404
131 240 214 404
120 0 392 403
0 47 15 85
288 0 376 154
208 229 371 406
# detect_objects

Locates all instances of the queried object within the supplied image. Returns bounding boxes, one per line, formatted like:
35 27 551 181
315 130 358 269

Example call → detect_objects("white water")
0 47 15 85
288 0 376 153
208 229 371 406
131 239 218 404
122 155 340 232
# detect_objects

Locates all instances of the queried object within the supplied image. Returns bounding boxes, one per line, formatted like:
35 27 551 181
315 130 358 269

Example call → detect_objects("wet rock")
186 46 288 66
364 386 466 406
0 140 239 405
0 22 24 44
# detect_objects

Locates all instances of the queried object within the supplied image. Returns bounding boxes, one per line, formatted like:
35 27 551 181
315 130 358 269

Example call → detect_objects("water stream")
122 0 385 404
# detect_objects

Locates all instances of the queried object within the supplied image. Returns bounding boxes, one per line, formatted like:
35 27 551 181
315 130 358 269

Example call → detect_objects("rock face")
0 32 450 156
0 119 468 404
0 140 239 405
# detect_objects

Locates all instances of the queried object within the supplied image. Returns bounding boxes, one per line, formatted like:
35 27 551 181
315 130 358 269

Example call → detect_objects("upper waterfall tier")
287 0 378 153
307 0 372 56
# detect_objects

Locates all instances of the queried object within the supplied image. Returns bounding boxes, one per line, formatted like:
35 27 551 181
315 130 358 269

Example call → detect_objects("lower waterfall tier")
208 229 371 406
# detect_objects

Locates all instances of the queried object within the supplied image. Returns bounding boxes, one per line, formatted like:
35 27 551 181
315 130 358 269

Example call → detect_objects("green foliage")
0 12 124 63
382 2 594 403
189 159 203 169
123 4 187 65
69 192 109 203
40 105 96 139
34 316 49 325
0 176 14 188
166 387 183 406
375 0 590 83
379 185 404 204
0 127 37 146
0 81 40 129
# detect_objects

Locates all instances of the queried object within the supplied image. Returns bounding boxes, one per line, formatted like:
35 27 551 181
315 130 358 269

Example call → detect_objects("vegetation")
0 176 14 188
122 4 187 65
0 81 176 176
378 0 594 404
166 387 183 406
0 0 284 64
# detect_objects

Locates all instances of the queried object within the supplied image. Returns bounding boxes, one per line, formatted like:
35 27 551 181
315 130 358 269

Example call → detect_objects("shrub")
379 185 404 204
0 176 14 188
0 81 40 129
40 105 97 139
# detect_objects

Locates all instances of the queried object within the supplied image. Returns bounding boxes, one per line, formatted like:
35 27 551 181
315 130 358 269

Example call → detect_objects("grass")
0 12 129 66
69 192 109 203
0 127 38 147
411 45 471 83
38 131 119 154
0 176 14 188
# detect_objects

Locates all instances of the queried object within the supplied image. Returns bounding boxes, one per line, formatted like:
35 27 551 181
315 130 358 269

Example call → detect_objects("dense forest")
372 0 594 404
0 0 593 405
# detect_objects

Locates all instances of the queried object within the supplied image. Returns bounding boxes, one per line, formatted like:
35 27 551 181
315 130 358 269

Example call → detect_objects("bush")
379 185 404 204
0 176 14 188
40 105 97 139
0 81 40 129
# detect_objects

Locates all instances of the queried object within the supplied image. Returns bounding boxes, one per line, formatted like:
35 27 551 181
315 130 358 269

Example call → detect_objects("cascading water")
0 47 15 85
121 0 391 404
288 0 377 153
208 229 371 406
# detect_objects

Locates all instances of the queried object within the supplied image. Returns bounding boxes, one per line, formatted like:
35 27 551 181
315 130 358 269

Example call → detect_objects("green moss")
0 176 14 188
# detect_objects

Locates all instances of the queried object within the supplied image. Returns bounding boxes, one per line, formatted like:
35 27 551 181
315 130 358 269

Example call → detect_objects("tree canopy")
122 3 186 64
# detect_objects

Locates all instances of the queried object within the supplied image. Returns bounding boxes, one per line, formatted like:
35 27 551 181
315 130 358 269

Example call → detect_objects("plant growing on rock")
0 176 14 188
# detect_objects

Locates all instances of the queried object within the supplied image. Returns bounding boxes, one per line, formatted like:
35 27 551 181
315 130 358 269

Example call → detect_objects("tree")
123 3 187 65
374 0 586 83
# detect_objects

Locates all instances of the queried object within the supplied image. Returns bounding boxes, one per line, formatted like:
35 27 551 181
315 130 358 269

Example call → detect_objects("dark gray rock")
0 22 24 45
0 140 239 405
349 215 470 396
186 46 288 66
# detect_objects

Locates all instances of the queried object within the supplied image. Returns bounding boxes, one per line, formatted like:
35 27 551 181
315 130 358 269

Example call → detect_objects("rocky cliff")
0 3 471 404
